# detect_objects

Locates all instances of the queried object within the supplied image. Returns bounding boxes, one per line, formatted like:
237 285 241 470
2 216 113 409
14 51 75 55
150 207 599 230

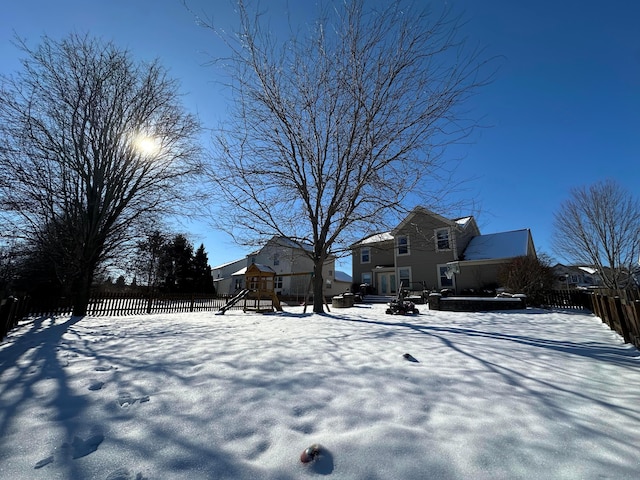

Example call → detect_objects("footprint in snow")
69 430 105 459
118 394 150 408
105 467 148 480
34 428 104 468
88 380 105 391
95 365 113 372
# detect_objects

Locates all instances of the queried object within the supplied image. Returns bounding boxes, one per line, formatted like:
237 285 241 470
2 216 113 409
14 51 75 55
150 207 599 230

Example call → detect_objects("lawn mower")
385 284 419 315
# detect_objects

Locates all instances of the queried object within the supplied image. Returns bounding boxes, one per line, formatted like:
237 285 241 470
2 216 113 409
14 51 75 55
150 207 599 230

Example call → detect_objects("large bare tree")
0 34 201 315
552 179 640 289
206 0 491 312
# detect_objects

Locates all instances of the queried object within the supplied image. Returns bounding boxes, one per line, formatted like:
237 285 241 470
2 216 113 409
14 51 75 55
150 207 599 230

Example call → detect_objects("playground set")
217 264 331 314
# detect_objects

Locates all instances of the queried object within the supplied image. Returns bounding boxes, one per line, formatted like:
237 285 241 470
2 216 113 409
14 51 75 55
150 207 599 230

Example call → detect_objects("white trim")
435 227 452 251
396 234 410 256
397 266 412 288
437 264 455 290
360 247 371 264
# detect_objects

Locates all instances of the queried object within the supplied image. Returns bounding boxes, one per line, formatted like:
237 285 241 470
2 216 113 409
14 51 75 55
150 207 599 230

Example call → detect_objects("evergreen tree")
160 234 195 292
193 244 215 293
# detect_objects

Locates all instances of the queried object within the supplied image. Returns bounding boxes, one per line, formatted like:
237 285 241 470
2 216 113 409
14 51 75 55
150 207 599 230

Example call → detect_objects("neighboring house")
551 264 604 290
351 207 536 295
212 236 352 299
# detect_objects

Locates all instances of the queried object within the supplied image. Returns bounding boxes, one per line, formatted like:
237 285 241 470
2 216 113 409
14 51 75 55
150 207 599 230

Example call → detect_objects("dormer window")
435 228 451 251
397 235 410 256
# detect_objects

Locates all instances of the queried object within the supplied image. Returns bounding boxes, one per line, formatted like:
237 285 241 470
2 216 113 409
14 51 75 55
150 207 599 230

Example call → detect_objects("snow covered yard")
1 304 639 479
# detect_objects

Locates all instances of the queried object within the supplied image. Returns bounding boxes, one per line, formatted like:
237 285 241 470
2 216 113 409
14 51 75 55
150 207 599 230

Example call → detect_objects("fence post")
1 296 18 340
614 296 632 344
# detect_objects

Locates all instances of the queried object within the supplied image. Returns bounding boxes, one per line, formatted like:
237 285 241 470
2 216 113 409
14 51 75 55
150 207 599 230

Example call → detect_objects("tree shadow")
0 315 89 477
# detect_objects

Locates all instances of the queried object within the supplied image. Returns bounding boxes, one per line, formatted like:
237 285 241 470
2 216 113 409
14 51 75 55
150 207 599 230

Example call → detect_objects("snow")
463 229 531 261
1 304 640 479
354 232 394 245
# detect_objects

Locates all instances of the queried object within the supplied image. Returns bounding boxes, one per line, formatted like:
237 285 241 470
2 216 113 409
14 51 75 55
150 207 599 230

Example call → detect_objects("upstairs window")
361 247 371 264
435 228 451 251
273 253 280 266
397 235 410 256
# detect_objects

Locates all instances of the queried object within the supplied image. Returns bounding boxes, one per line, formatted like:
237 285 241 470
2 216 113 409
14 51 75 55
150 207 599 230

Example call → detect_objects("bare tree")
133 230 170 291
204 0 491 312
552 179 640 290
0 34 201 315
498 254 554 306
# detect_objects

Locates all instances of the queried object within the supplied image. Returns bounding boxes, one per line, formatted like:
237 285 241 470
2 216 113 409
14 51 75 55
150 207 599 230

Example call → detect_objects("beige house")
351 207 537 295
551 264 604 289
212 236 351 299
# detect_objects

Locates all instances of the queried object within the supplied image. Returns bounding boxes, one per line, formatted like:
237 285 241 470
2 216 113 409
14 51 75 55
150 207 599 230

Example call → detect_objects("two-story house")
551 264 604 289
212 236 352 299
351 207 536 295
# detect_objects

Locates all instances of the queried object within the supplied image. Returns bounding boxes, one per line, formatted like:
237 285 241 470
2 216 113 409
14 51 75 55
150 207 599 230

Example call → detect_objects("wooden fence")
4 289 640 350
543 288 640 349
589 289 640 349
542 289 593 310
1 292 242 341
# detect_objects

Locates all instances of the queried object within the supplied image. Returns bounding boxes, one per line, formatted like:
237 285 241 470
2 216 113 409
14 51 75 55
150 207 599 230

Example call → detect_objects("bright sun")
133 133 161 157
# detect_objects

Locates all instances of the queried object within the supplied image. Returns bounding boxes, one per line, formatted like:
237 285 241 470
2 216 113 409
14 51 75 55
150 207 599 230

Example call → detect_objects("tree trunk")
312 261 325 313
71 267 94 316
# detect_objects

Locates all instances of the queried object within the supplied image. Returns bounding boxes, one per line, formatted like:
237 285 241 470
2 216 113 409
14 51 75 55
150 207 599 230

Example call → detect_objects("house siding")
350 207 535 295
456 262 505 291
352 239 394 287
212 236 346 299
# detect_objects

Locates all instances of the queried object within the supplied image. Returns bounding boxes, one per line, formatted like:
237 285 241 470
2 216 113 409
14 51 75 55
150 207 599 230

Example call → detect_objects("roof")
334 271 353 283
231 263 276 276
391 206 457 235
455 216 473 227
211 257 245 270
462 229 532 261
268 236 314 252
353 232 394 246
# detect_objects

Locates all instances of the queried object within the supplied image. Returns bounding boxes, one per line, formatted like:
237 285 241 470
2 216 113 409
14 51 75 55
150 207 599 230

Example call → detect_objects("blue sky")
2 0 638 272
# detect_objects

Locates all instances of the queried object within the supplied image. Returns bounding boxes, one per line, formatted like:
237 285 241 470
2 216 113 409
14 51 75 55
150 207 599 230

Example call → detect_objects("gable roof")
352 232 394 247
462 229 533 261
267 236 314 252
334 271 353 283
391 206 457 235
352 208 478 247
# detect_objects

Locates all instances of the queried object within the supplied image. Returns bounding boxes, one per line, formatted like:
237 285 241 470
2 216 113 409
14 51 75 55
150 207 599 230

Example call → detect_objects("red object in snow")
300 443 321 463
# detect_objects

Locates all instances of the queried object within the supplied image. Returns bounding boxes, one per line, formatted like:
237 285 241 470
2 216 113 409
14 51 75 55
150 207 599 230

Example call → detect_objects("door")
377 272 397 295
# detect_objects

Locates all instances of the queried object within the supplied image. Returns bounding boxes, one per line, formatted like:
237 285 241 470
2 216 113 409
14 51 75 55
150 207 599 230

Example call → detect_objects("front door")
377 272 397 295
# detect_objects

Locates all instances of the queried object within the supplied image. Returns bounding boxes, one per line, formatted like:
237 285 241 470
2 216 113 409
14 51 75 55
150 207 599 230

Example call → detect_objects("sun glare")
132 133 161 157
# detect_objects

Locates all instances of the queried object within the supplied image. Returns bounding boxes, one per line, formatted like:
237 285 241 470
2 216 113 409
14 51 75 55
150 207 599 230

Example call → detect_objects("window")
275 276 283 289
438 265 454 288
397 235 410 256
398 267 411 289
362 273 372 285
273 253 280 266
435 228 451 251
361 247 371 264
